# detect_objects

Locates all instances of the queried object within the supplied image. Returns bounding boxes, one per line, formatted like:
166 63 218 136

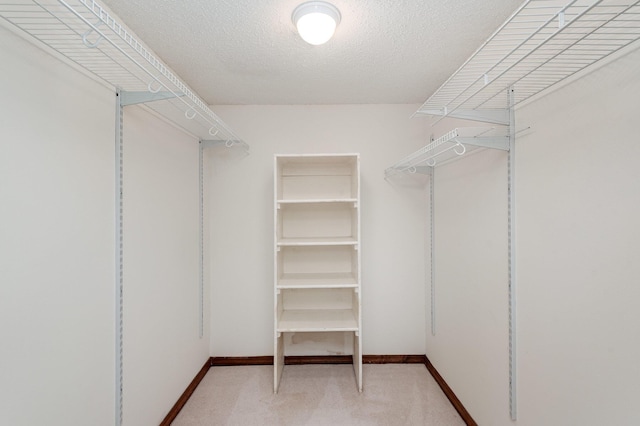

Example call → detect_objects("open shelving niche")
385 0 640 421
0 1 250 425
274 154 362 393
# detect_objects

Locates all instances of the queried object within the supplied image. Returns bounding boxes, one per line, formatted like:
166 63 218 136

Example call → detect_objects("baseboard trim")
210 354 428 366
210 355 273 366
424 356 478 426
159 357 212 426
364 354 426 364
210 355 353 365
163 354 476 425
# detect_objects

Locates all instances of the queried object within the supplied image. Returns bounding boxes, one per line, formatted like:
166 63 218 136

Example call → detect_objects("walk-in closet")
2 0 639 425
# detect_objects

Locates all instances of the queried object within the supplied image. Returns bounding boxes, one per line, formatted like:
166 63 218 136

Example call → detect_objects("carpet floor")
172 363 466 425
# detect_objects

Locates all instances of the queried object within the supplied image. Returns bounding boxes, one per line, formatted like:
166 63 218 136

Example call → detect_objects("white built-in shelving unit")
274 154 362 393
386 0 640 421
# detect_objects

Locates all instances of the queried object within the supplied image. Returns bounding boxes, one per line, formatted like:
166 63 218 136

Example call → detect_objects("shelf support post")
508 86 517 421
198 141 204 339
115 89 124 426
430 166 435 336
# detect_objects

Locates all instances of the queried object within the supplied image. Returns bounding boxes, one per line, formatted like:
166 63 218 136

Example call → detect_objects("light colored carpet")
172 364 466 425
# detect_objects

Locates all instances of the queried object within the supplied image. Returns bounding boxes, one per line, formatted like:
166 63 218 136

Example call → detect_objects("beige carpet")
172 364 466 425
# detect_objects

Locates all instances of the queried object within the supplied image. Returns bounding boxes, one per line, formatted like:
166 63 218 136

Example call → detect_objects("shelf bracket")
455 136 510 151
201 139 248 150
411 166 433 175
119 90 184 107
416 108 509 125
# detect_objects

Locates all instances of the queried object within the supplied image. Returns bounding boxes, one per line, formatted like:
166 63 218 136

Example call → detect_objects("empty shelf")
277 236 358 246
277 272 358 289
277 198 358 205
385 127 509 177
0 0 248 147
416 0 640 119
277 309 358 332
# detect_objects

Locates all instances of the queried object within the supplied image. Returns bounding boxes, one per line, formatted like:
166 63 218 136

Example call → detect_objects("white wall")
1 24 210 426
207 105 429 357
122 106 208 425
0 26 115 425
425 46 640 425
515 46 640 426
428 146 511 424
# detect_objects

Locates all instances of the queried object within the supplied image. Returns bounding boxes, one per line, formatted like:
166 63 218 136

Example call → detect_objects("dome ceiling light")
292 1 341 46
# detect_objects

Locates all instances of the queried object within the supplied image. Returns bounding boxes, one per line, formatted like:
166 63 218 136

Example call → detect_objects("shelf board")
277 273 358 289
276 153 359 164
277 198 358 205
277 236 358 246
277 309 358 332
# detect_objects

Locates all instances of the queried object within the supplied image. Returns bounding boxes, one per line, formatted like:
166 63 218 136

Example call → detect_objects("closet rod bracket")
119 90 185 107
415 108 509 125
455 136 509 151
201 139 249 151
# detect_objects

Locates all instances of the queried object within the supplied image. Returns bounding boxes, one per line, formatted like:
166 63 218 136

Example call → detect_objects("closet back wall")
207 105 428 357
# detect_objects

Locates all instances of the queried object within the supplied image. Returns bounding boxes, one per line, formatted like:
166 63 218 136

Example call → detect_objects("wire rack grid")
0 0 247 148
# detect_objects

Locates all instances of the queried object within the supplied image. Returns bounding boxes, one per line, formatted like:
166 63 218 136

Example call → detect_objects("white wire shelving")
388 0 640 176
0 0 248 150
415 0 640 120
386 2 639 422
385 127 509 178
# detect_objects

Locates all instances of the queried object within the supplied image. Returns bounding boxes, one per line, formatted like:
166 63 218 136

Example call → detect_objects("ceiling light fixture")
292 1 341 46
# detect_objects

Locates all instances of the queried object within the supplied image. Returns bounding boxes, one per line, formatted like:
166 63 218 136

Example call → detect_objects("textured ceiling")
100 0 523 105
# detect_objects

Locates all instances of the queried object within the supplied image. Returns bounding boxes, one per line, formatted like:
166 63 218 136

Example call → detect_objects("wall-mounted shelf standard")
0 0 248 149
415 0 640 121
385 127 509 178
274 154 362 393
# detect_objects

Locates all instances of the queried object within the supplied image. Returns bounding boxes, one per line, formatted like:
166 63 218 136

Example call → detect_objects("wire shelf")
0 0 248 149
384 127 509 178
415 0 640 118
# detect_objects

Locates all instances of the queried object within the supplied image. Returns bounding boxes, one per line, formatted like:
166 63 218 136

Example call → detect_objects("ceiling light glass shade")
292 1 341 46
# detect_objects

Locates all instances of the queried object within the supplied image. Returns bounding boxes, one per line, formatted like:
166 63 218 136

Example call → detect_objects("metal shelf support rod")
508 87 517 421
114 89 124 426
430 166 435 336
